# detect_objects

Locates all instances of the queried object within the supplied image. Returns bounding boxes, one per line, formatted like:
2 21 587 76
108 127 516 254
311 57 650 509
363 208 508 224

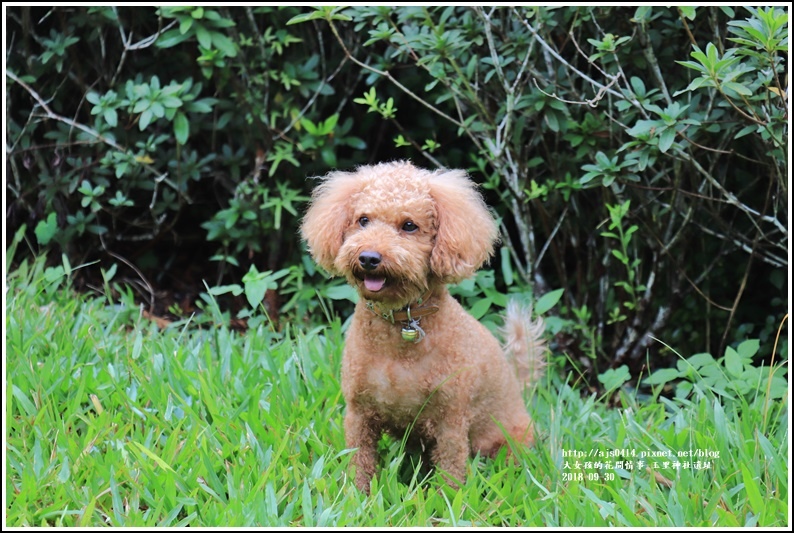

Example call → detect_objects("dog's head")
300 161 498 308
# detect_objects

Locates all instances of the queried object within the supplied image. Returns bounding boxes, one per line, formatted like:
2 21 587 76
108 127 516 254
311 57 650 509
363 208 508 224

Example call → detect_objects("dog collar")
365 290 439 343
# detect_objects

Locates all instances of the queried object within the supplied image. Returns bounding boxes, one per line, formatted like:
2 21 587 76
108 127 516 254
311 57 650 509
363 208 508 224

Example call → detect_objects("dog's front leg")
344 407 381 494
430 420 470 489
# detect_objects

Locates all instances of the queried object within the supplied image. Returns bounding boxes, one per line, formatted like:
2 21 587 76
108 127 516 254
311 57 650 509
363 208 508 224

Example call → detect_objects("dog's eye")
402 221 418 233
358 216 369 227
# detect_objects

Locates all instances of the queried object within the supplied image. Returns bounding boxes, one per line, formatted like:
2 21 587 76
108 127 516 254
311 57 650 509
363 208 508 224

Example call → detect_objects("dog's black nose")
359 251 382 271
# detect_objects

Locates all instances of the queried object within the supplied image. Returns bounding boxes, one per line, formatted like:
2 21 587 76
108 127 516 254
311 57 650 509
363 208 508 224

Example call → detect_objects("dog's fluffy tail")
500 300 547 388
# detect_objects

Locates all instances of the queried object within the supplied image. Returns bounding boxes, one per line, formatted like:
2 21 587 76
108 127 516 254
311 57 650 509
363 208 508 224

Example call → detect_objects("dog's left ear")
428 169 499 283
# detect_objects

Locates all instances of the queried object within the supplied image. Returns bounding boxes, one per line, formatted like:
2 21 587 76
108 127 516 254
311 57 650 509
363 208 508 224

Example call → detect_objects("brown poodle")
301 161 546 493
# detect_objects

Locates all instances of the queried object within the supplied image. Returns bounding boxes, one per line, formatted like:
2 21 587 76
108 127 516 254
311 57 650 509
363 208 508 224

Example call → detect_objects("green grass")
4 256 789 526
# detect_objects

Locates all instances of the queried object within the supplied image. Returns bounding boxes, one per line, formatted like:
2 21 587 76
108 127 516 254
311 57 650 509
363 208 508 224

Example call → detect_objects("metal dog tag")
401 326 419 342
401 319 425 343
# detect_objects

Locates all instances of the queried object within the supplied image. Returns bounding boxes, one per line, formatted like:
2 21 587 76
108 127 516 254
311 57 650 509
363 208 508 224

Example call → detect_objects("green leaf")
179 16 193 34
633 6 652 22
595 151 611 168
12 384 37 417
108 191 135 207
287 11 329 25
724 346 745 378
643 368 680 385
658 128 676 153
211 31 238 57
184 98 216 113
159 95 182 109
195 24 212 49
500 246 513 286
674 76 712 96
545 112 559 133
611 249 628 264
139 109 153 130
324 284 357 301
535 288 564 315
722 81 752 96
35 212 59 246
705 42 719 67
156 29 191 48
679 6 696 20
320 145 337 168
689 48 709 66
115 161 128 178
300 117 319 135
129 441 175 472
79 497 98 527
677 59 708 75
103 108 118 127
719 6 735 17
207 284 244 296
468 297 493 320
57 455 71 484
149 101 165 118
320 113 339 134
741 463 765 516
132 99 149 114
344 136 367 150
736 339 759 360
686 352 716 369
598 365 631 392
173 112 189 145
767 374 788 400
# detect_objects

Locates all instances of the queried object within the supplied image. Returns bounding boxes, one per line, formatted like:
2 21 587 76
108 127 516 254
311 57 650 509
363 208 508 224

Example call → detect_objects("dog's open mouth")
363 275 386 292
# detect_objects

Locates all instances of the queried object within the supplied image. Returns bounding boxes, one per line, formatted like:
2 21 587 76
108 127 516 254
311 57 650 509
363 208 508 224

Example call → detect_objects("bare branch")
674 147 787 238
8 69 127 152
7 69 184 201
519 15 641 110
325 19 463 129
532 74 621 108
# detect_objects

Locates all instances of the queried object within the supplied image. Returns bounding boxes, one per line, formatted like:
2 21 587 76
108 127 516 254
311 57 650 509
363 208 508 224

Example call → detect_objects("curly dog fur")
301 161 546 493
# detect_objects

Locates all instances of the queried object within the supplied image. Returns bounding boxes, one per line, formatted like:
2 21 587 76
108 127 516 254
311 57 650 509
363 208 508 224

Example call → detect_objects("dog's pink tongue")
364 276 386 292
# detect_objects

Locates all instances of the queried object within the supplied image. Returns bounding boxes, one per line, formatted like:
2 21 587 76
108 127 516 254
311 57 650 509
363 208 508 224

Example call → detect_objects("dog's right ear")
300 171 361 274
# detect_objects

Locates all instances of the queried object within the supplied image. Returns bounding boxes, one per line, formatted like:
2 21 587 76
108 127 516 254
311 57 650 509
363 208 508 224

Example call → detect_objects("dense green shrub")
288 5 788 373
5 6 788 384
5 6 365 315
